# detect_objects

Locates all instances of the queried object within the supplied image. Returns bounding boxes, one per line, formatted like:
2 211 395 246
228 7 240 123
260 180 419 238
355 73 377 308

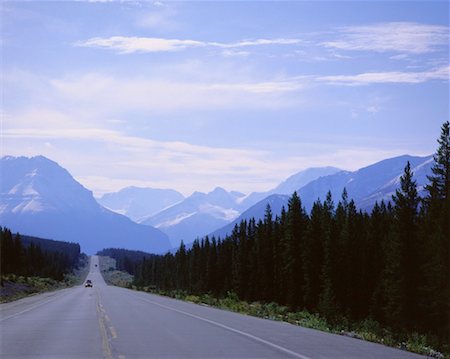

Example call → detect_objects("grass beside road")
0 255 90 303
130 287 447 359
98 256 133 287
0 275 69 303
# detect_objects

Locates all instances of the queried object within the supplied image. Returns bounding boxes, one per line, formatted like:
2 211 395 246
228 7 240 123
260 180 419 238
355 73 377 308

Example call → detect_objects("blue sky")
2 1 449 196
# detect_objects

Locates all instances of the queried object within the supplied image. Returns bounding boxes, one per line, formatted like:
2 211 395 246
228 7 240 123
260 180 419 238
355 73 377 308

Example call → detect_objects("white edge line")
131 293 312 359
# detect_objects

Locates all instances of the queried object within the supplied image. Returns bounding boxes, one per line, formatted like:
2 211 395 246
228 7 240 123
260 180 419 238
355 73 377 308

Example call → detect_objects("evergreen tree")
175 241 187 290
384 161 420 330
345 200 368 320
234 220 247 298
367 201 390 323
426 121 450 203
127 122 450 352
273 207 287 304
245 229 257 301
421 121 450 340
261 204 275 301
206 237 218 294
284 192 308 309
1 228 14 274
319 191 337 318
303 200 324 311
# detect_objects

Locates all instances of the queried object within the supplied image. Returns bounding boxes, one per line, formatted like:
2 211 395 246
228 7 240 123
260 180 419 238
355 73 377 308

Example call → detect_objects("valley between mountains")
1 154 433 253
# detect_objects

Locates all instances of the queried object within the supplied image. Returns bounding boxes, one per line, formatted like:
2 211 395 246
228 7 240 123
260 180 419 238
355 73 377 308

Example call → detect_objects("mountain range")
98 187 185 223
0 156 171 254
0 154 434 251
140 187 245 247
98 167 342 247
211 154 433 239
237 166 342 210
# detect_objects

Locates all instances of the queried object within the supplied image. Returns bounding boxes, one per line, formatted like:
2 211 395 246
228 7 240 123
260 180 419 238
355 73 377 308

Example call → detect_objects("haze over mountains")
98 167 342 247
140 187 245 247
0 156 171 254
211 154 433 239
0 154 433 251
238 166 342 210
98 187 185 223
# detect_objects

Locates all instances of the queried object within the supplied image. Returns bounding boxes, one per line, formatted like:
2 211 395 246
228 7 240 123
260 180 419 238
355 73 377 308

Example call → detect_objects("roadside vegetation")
0 229 88 302
98 122 450 359
132 288 446 359
98 255 133 287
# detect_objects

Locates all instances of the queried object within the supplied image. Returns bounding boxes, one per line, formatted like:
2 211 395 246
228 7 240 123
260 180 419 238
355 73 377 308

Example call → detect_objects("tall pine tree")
421 121 450 340
384 161 420 330
284 192 308 309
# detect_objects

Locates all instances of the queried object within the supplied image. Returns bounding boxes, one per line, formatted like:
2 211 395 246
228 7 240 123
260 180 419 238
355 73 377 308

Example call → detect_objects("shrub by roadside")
98 256 133 287
0 255 90 303
1 274 68 303
130 287 447 359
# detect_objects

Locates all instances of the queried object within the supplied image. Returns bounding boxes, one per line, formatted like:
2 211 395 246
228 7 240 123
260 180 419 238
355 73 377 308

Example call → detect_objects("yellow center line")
96 290 113 359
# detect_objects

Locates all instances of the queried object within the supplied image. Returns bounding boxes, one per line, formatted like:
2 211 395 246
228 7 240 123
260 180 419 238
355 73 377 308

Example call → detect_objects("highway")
1 256 428 358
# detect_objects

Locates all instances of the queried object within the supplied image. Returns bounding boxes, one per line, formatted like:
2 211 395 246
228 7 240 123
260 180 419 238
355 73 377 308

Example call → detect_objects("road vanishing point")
0 256 428 359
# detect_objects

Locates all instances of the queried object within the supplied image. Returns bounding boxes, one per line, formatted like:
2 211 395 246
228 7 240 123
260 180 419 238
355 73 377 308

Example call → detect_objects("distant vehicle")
85 279 93 288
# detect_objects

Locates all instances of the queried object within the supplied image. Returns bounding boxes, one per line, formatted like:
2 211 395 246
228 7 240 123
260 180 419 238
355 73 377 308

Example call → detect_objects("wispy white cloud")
319 66 449 86
47 73 304 112
389 54 409 61
136 3 179 31
3 114 407 196
2 126 261 159
1 116 297 195
74 36 205 53
367 106 379 114
137 13 176 30
211 38 302 48
221 50 251 57
74 36 303 54
322 22 449 54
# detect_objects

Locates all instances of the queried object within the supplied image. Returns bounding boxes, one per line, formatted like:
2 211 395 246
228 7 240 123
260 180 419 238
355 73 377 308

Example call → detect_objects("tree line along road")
0 256 428 359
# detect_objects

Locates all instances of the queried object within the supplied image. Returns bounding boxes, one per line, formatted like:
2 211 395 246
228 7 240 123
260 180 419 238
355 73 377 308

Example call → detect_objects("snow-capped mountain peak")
211 154 434 239
140 186 244 247
98 186 184 223
273 166 342 195
1 156 97 215
1 156 171 254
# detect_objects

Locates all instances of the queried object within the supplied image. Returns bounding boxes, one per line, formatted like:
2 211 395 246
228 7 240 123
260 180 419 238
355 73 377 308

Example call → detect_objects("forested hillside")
97 248 156 275
0 228 81 281
132 122 450 349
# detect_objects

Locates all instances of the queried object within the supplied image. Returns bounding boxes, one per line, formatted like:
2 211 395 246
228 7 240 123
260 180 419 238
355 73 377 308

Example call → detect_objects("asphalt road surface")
1 256 429 359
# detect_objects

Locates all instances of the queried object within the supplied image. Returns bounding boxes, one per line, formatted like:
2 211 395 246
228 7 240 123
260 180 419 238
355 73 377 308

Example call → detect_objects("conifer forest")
0 229 81 281
132 122 450 346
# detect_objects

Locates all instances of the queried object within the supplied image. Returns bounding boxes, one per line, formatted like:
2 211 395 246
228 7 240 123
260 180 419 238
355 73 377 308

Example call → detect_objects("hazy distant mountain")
3 154 432 251
0 156 171 254
237 167 342 210
140 167 344 246
273 166 342 195
140 187 244 247
211 194 290 239
211 155 433 239
297 154 433 211
98 187 185 222
348 155 433 210
98 167 342 247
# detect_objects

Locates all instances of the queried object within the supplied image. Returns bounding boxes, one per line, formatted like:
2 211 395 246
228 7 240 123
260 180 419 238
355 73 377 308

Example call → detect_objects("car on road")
85 279 93 288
